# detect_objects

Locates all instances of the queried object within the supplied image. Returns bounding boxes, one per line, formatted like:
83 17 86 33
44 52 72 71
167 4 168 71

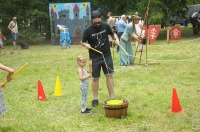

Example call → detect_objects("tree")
0 0 189 42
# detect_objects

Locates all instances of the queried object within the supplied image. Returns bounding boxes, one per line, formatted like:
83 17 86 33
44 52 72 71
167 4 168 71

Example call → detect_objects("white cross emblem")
173 28 179 38
150 28 157 39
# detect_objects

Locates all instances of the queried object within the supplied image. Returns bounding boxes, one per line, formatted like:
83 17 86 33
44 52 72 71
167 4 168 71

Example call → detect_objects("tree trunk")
45 19 51 41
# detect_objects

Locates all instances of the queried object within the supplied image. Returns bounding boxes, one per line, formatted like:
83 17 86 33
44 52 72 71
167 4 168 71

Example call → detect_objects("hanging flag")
81 2 87 8
148 25 160 44
170 26 181 40
52 4 58 9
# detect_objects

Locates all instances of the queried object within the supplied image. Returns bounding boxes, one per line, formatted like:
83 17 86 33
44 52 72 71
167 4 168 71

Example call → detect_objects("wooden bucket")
103 99 128 118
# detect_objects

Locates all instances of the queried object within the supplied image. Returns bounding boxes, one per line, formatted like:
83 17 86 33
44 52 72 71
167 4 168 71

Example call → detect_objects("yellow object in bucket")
103 99 129 118
107 100 123 105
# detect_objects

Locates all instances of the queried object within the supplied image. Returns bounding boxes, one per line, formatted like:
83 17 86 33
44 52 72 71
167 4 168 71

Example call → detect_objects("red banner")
142 26 147 37
170 26 181 40
148 25 160 44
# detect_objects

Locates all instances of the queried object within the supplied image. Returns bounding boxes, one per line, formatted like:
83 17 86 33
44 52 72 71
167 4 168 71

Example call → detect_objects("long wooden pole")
135 0 150 56
118 44 129 56
2 63 28 86
112 41 115 58
138 0 151 64
90 47 102 54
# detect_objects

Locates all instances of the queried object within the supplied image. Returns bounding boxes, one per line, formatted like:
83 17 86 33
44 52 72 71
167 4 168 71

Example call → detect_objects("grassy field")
0 26 200 132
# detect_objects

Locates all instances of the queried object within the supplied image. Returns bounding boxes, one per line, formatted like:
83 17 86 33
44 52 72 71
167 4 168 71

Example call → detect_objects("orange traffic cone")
37 80 46 100
171 88 183 113
53 76 62 96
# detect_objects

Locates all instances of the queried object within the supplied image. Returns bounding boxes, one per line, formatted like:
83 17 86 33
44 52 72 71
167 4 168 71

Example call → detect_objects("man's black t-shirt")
82 22 114 58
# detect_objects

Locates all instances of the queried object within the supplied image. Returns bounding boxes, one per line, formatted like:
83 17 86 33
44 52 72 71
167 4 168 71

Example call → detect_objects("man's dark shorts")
91 55 114 79
12 33 18 42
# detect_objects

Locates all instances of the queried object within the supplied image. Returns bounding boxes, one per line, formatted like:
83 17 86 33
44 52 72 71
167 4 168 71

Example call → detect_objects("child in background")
0 63 14 116
59 27 66 49
77 55 92 114
0 27 6 49
65 28 71 48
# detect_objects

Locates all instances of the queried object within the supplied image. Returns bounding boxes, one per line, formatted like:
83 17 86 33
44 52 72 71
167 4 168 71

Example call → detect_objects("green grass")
0 27 200 131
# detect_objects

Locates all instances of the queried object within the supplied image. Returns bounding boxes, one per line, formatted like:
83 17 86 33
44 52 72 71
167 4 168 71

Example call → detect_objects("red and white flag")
148 25 160 44
171 26 181 40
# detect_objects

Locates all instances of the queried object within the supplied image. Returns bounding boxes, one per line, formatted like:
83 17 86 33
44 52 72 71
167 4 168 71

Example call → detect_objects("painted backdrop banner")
49 2 91 45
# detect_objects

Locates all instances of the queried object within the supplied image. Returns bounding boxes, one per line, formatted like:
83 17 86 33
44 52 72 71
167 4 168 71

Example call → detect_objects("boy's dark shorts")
91 55 114 79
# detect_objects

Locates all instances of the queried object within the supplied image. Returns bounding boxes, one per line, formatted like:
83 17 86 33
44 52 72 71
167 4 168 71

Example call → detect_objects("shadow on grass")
0 126 13 132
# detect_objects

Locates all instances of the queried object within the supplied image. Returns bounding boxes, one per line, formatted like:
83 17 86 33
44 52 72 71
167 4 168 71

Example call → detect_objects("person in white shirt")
133 12 145 51
107 12 116 46
8 16 18 50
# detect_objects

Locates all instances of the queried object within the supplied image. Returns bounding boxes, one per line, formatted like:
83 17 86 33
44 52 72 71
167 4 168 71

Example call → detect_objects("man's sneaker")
86 108 93 112
81 109 92 114
92 100 98 107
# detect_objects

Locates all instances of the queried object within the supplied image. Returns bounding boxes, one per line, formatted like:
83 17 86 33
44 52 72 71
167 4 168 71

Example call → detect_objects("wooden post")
145 29 149 65
167 28 170 44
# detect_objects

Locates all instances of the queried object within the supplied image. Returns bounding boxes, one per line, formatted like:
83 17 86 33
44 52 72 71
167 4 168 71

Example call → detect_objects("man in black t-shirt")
81 10 119 107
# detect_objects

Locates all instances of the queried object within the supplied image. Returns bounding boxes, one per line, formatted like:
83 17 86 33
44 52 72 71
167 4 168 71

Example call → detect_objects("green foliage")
0 0 194 39
19 27 46 43
186 0 199 5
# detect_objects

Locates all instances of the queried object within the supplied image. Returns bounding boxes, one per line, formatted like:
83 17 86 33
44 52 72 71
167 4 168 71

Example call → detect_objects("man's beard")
93 25 102 32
